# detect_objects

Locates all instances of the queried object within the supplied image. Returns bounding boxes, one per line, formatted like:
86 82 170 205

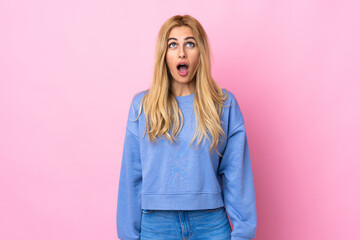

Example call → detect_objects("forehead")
168 26 194 39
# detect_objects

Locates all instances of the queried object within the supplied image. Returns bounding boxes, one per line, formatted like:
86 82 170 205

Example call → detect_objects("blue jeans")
140 206 232 240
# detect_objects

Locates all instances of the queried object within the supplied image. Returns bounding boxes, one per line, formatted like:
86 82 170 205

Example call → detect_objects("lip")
176 61 189 77
176 61 189 68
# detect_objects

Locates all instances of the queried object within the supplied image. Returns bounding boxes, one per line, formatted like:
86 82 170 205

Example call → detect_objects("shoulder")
221 88 244 125
220 87 236 106
132 89 149 102
130 89 149 108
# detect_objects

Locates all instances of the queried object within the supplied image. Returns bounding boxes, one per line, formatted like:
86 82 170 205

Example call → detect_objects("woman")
116 15 257 240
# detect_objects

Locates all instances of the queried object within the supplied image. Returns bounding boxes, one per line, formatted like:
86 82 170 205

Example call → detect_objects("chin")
176 77 193 83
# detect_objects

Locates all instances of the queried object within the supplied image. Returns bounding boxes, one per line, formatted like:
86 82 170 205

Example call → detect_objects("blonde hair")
133 14 230 157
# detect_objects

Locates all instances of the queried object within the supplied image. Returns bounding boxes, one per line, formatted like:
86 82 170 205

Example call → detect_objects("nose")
178 45 186 58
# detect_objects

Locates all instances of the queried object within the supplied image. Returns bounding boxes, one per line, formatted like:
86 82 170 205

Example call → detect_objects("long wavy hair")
132 14 230 157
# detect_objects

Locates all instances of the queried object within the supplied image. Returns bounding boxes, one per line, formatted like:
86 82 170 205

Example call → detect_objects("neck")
171 81 195 97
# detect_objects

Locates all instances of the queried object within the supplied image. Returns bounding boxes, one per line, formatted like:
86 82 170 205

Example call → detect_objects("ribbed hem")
141 192 224 210
231 236 253 240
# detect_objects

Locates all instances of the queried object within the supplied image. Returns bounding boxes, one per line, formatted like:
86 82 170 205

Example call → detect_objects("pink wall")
1 1 359 239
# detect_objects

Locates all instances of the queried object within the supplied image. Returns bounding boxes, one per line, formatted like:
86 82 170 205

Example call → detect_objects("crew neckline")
175 92 195 103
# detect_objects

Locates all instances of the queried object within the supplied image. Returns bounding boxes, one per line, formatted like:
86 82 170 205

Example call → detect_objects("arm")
116 97 142 240
218 95 257 240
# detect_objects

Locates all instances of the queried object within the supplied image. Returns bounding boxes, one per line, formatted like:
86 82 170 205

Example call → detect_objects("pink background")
1 1 359 239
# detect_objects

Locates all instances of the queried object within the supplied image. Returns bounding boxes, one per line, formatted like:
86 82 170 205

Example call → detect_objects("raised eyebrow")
168 37 196 42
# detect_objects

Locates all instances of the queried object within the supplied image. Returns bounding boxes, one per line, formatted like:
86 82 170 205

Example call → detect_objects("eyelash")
168 42 195 48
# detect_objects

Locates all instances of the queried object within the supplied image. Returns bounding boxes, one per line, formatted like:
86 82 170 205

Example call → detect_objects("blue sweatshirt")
116 88 257 240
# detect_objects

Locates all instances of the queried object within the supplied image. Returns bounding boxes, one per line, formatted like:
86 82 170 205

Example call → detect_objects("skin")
166 26 200 97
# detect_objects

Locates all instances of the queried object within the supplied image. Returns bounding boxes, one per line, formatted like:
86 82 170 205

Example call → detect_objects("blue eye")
168 42 195 48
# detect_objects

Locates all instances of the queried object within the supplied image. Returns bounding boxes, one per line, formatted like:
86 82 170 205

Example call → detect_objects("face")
165 26 200 86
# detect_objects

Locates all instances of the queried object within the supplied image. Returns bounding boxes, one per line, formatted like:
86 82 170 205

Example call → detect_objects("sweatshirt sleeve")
116 96 142 240
218 93 257 240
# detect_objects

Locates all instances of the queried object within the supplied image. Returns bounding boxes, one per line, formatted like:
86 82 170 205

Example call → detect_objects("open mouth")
176 62 189 76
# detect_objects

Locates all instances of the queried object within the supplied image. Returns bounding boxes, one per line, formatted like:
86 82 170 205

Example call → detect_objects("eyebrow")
168 36 196 42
